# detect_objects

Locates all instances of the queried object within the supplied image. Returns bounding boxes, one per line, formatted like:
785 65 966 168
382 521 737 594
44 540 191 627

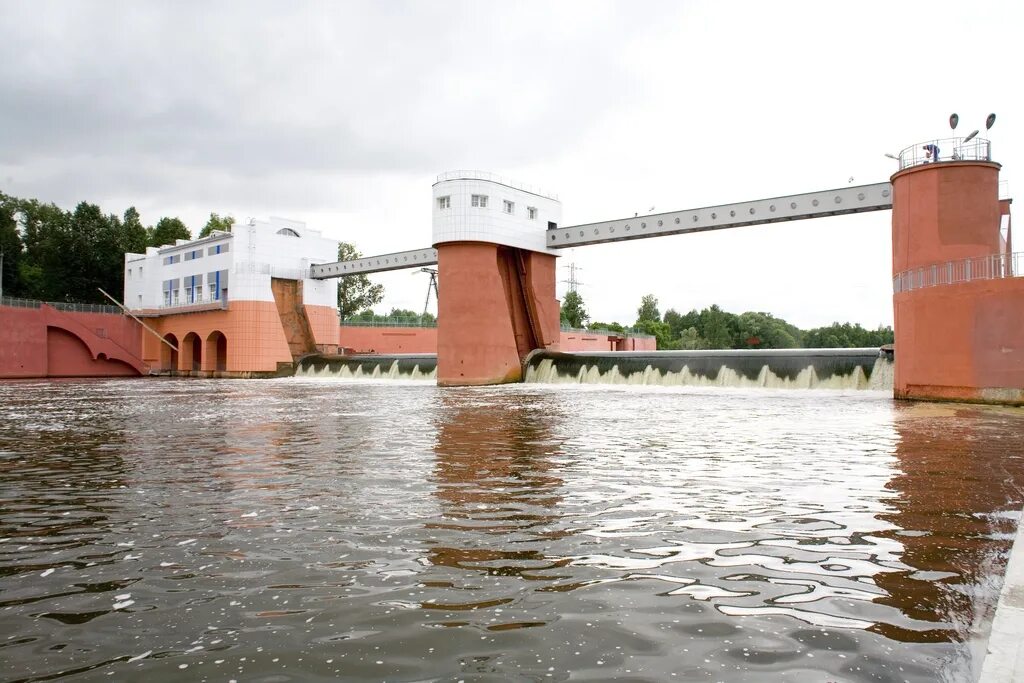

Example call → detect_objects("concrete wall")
0 305 144 378
340 326 439 354
338 326 655 355
893 278 1024 403
891 160 1023 404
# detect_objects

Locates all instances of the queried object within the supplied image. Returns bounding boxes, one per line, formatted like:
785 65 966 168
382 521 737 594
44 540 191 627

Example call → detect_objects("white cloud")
0 0 1018 328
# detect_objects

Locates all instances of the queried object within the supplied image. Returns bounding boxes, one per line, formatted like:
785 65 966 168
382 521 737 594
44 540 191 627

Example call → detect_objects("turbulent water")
1 378 1023 682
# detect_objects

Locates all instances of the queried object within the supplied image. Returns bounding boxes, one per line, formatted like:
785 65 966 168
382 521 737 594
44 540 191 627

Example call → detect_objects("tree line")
0 190 386 319
0 190 234 303
563 291 893 350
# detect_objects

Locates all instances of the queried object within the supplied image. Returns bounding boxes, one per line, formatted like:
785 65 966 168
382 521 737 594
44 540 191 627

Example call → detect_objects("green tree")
0 192 22 297
678 327 709 350
147 217 191 247
15 197 69 299
701 305 738 349
121 207 148 255
636 318 675 349
337 241 385 319
735 311 801 349
198 212 235 239
636 294 660 324
588 321 625 334
560 290 589 328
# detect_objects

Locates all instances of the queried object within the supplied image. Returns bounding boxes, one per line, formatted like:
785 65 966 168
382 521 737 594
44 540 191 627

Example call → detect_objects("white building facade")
123 217 338 313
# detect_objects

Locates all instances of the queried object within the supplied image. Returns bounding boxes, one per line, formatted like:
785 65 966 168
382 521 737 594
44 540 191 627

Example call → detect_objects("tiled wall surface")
144 301 293 373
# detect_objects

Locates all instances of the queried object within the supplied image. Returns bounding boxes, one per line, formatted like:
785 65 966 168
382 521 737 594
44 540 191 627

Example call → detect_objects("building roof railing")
341 316 438 328
0 296 123 314
893 252 1020 293
434 170 559 201
897 136 992 171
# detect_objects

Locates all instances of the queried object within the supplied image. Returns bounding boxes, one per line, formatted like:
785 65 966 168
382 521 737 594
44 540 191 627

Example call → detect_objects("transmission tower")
561 262 584 293
419 267 439 316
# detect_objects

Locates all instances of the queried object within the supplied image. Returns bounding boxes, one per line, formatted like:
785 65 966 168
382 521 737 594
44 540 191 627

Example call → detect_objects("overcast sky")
1 0 1019 328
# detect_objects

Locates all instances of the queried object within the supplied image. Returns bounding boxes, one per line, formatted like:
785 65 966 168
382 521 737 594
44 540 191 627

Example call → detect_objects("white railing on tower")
897 137 992 171
893 252 1020 293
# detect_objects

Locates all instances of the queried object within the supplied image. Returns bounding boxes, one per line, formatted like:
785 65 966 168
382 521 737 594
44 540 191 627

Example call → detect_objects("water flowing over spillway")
524 348 894 390
294 353 437 380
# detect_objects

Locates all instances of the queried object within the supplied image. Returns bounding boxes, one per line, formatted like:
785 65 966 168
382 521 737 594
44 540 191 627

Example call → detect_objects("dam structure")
1 134 1019 403
306 136 1020 404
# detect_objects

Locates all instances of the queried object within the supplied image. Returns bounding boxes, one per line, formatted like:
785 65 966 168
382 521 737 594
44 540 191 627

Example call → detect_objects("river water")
1 378 1023 682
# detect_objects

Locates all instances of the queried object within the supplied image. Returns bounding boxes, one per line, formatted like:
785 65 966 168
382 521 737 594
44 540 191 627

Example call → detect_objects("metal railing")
341 317 438 328
434 170 559 200
897 136 992 170
560 325 655 339
893 252 1020 293
157 296 229 312
0 296 122 314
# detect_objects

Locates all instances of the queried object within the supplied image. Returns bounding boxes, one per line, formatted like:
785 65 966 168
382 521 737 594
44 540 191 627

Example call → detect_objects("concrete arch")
40 305 146 374
181 332 202 372
205 330 227 372
161 333 179 371
45 327 138 377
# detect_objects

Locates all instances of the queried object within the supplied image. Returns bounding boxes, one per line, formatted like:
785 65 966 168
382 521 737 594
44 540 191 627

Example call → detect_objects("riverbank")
979 505 1024 682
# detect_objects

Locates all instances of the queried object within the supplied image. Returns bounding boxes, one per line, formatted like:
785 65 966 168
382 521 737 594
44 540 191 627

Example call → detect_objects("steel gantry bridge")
309 182 893 279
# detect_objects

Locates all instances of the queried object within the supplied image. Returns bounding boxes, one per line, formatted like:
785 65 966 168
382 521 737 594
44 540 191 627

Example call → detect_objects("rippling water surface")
1 378 1023 682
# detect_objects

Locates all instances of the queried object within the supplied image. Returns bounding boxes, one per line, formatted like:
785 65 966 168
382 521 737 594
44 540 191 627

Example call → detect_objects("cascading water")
294 354 437 380
524 348 894 391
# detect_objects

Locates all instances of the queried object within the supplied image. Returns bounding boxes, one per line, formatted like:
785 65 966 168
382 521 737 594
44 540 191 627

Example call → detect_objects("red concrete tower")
432 172 561 386
891 141 1023 403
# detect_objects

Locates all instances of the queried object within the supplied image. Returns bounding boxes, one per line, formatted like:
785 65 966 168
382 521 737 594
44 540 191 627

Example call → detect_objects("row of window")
162 284 227 307
162 270 228 306
161 243 230 266
437 194 538 219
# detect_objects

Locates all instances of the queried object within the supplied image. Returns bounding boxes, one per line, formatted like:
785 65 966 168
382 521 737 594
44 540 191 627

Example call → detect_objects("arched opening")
161 333 179 371
206 331 227 372
182 332 202 372
276 227 301 237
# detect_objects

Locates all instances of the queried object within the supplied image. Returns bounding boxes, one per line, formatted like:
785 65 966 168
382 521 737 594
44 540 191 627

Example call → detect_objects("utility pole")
420 267 438 317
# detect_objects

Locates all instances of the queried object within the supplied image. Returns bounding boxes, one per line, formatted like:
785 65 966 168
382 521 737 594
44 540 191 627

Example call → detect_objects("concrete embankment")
523 348 893 390
978 507 1024 682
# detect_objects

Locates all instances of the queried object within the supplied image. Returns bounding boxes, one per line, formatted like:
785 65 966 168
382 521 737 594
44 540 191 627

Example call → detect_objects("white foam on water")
525 356 894 391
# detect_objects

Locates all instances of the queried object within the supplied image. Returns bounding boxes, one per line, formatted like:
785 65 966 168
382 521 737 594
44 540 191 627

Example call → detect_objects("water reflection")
425 392 571 618
872 403 1024 651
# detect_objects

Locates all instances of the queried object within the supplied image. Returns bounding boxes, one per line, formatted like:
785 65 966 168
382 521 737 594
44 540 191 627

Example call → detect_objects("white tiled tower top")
431 171 562 254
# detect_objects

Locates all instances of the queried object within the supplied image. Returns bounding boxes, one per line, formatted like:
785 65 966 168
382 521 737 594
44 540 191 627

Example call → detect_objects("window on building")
127 269 132 280
471 194 488 208
209 283 217 300
164 291 171 307
207 243 229 256
276 228 300 237
437 196 451 210
173 290 179 305
139 267 142 276
503 200 515 214
528 207 537 220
